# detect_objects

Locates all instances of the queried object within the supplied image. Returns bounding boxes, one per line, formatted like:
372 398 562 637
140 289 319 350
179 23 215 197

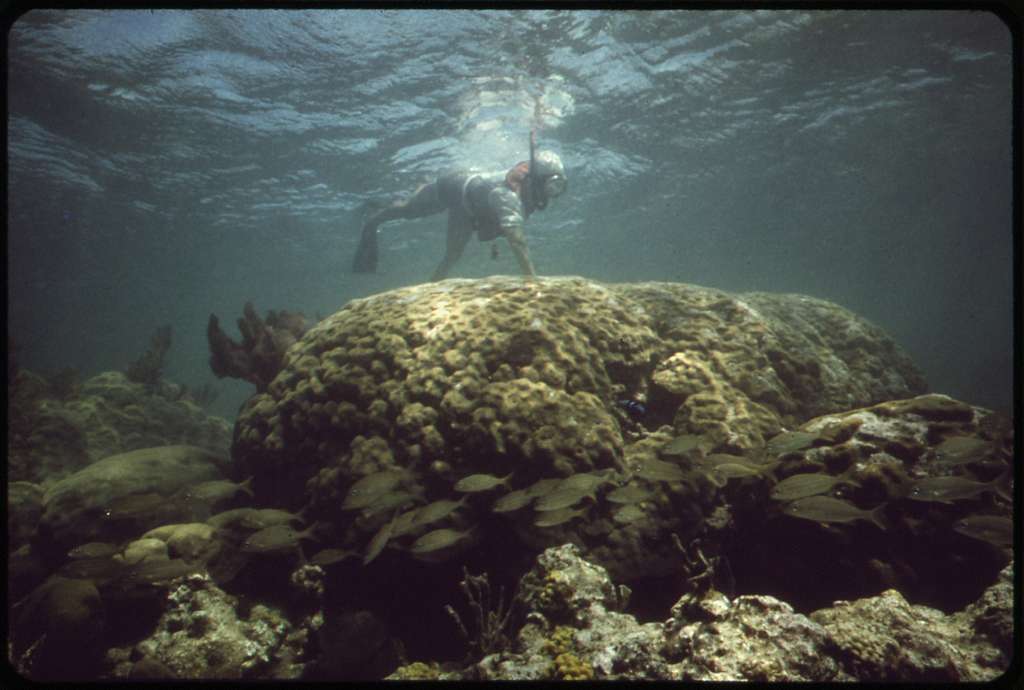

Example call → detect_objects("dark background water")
6 9 1014 421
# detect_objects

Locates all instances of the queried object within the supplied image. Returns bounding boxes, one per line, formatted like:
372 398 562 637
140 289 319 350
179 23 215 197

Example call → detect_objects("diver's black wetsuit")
353 169 535 281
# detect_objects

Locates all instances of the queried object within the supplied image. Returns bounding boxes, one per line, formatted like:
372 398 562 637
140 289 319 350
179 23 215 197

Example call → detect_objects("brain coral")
232 277 926 579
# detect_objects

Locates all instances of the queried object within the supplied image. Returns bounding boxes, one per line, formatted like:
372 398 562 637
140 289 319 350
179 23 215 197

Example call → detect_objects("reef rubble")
389 543 1013 681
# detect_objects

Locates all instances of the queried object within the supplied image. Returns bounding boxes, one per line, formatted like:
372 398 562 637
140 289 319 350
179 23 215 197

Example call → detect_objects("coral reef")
106 572 315 679
395 544 1011 682
125 325 172 386
207 302 310 392
724 392 1013 613
232 277 926 582
8 278 1012 683
36 445 228 554
8 370 232 485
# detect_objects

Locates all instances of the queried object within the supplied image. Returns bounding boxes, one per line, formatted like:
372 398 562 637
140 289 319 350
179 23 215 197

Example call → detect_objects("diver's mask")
542 173 567 200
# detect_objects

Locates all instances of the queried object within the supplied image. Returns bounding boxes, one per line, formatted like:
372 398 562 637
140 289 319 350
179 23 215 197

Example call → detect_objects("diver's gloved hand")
352 224 379 273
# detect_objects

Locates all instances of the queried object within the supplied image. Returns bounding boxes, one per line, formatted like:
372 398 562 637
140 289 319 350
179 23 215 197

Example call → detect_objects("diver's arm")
504 225 536 279
490 186 537 280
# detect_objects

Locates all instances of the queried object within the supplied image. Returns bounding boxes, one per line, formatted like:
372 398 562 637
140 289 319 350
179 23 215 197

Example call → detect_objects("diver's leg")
430 213 474 282
354 182 444 273
366 182 445 227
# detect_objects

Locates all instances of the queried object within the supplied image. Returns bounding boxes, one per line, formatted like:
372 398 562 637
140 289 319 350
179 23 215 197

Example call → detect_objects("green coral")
389 661 441 680
541 626 595 680
533 569 574 620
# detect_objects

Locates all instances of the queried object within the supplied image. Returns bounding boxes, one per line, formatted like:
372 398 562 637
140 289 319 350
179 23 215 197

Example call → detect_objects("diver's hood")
530 150 567 209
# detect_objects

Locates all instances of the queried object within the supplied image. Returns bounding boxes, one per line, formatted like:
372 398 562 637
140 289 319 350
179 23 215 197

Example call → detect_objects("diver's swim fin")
352 225 378 273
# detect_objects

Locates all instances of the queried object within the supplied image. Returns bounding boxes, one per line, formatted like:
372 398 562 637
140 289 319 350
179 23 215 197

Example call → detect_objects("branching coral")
126 325 172 386
207 302 309 392
444 567 516 662
674 535 734 597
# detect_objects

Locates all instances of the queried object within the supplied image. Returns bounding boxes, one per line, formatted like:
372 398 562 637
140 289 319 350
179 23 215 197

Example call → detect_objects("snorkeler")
352 132 567 281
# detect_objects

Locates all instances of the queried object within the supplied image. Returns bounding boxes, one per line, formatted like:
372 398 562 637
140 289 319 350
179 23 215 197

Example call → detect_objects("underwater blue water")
6 9 1014 420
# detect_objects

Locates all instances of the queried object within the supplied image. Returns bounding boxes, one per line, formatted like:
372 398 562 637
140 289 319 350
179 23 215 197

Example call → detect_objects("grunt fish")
770 472 859 502
182 477 254 504
700 453 751 467
708 461 778 483
534 505 589 528
934 436 994 466
661 434 706 458
363 516 397 565
390 507 425 538
454 472 512 493
411 498 465 527
605 484 654 505
492 489 533 513
342 470 407 511
907 471 1011 504
634 458 686 483
241 524 317 555
310 548 358 566
783 496 888 531
523 478 563 499
952 515 1012 547
612 504 647 524
409 527 474 555
766 430 817 457
560 471 615 492
359 490 419 518
535 483 597 512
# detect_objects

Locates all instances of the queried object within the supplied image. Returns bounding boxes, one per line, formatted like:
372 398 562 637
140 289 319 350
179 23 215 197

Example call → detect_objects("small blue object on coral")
615 399 647 418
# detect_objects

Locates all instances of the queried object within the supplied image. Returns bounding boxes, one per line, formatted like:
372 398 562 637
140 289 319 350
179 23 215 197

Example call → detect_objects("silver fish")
612 504 647 524
934 436 994 466
492 489 533 513
709 461 778 483
783 496 887 531
237 508 305 530
410 527 474 554
535 484 596 512
453 472 512 493
908 471 1011 504
310 548 358 566
411 498 465 527
241 524 317 554
359 490 419 518
952 515 1012 547
560 471 615 492
770 472 859 502
183 477 255 503
635 458 686 483
390 508 425 538
523 478 563 498
766 430 817 457
363 517 397 565
342 470 406 510
661 434 706 457
605 484 654 505
534 505 589 528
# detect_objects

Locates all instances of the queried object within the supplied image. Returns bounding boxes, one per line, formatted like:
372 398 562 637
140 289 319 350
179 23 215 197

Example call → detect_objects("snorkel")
527 129 547 213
